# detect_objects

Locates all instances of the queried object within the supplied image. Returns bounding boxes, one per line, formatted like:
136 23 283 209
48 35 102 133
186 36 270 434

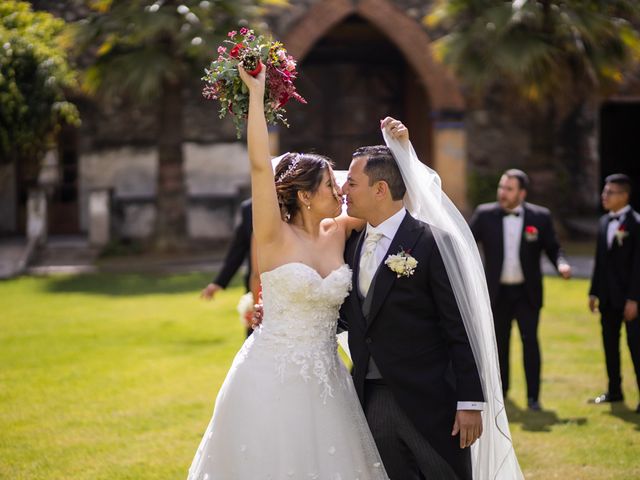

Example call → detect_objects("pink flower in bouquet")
202 29 307 138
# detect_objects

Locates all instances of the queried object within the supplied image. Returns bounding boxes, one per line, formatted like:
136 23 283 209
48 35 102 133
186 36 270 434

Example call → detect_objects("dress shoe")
636 403 640 414
527 399 541 411
588 392 624 404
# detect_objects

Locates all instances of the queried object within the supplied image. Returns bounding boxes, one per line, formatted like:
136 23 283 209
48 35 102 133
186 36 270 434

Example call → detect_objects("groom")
339 119 484 480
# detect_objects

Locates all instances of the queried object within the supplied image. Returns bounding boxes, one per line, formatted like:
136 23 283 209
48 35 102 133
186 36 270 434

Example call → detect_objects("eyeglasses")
602 189 625 196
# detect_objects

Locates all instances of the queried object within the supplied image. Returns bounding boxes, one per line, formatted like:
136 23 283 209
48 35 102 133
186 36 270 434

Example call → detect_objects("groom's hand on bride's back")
451 410 483 449
380 117 409 143
251 303 264 329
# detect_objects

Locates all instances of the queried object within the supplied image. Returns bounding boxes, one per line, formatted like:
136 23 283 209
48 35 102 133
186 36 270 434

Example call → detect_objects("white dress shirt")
360 207 483 411
500 205 525 284
607 205 631 249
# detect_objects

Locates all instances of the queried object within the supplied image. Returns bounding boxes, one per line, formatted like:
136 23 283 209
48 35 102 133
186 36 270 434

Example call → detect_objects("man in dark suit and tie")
201 198 254 336
469 169 571 410
588 174 640 413
341 137 484 480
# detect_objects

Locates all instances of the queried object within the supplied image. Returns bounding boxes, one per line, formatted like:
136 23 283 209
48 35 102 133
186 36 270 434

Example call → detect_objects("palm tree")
428 0 640 208
75 0 258 250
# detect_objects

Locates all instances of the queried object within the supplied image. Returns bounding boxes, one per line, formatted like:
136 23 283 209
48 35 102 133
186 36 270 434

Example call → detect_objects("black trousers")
364 381 464 480
600 308 640 396
493 284 541 401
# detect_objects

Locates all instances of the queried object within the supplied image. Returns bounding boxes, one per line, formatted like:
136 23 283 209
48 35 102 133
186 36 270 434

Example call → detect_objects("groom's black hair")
605 173 632 195
353 145 406 201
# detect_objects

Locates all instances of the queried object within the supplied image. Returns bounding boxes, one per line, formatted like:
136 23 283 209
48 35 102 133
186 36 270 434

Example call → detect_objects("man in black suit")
341 136 484 480
201 198 253 336
469 170 571 411
588 174 640 413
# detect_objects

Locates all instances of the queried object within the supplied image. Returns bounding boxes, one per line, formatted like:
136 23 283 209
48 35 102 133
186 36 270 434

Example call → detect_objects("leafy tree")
428 0 640 205
75 0 261 249
0 1 79 166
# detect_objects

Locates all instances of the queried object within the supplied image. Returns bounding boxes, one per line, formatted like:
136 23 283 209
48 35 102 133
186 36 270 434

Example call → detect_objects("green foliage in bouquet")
202 28 306 138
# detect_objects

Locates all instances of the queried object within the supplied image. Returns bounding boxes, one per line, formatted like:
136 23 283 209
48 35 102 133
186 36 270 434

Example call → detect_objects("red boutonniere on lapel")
524 225 538 242
614 224 629 247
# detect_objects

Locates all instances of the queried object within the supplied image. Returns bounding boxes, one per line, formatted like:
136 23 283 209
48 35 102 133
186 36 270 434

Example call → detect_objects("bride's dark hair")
274 153 334 222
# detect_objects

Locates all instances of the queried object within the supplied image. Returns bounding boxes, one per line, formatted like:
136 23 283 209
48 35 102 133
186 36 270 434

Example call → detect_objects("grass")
0 273 639 479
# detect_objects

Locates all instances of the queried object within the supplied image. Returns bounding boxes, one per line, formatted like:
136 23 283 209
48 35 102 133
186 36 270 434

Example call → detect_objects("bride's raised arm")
238 65 283 247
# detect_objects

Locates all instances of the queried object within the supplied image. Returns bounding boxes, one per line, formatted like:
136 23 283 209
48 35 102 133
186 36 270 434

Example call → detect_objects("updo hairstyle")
274 153 334 222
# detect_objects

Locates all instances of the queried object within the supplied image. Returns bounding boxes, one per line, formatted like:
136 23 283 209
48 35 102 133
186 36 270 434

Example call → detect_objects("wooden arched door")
280 15 431 170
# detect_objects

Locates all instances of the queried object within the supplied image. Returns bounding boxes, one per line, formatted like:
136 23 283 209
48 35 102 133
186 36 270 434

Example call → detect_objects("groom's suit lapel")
365 212 422 329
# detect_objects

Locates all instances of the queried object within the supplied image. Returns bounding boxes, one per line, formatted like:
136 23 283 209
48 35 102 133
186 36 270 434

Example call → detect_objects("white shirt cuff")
457 401 484 411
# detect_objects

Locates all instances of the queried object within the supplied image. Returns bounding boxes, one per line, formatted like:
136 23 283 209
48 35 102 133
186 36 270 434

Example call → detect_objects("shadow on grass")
505 398 588 432
608 403 640 431
43 272 218 296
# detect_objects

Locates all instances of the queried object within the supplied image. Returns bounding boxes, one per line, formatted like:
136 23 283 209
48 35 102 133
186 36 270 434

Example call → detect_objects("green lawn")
0 273 638 479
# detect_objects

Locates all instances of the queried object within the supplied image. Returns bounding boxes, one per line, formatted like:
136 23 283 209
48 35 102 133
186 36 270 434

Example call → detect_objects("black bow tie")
502 211 520 217
609 215 623 222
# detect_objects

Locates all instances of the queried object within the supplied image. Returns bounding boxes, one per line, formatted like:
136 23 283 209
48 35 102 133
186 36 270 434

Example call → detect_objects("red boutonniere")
524 225 538 242
614 224 629 247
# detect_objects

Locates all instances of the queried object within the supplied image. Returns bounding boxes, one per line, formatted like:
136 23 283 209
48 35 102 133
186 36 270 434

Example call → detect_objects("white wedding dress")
187 262 388 480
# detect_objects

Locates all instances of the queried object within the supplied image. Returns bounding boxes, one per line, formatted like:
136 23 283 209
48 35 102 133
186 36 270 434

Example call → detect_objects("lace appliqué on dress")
256 263 352 403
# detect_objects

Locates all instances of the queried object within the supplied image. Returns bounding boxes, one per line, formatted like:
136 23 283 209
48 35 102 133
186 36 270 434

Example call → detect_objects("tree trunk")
155 77 186 251
526 102 566 210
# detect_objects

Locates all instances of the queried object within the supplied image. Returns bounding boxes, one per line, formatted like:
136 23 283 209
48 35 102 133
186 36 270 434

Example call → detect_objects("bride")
187 66 390 478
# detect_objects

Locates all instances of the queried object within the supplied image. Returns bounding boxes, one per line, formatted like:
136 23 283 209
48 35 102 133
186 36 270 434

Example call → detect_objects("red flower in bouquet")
202 28 306 138
229 43 245 58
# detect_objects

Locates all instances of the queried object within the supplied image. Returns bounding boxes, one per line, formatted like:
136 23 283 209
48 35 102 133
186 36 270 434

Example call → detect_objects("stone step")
28 236 99 274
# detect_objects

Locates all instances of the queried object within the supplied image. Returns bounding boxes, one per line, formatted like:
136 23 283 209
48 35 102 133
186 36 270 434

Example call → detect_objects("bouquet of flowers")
202 27 306 138
236 291 255 328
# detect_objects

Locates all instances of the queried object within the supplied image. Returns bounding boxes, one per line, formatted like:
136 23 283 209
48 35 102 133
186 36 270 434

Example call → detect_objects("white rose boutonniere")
385 248 418 278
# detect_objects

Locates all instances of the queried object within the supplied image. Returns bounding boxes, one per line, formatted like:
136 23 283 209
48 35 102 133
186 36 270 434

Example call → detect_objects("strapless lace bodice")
259 262 351 343
249 262 352 403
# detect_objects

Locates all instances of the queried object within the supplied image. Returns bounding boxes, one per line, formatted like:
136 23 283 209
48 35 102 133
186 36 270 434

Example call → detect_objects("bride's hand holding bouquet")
238 62 265 99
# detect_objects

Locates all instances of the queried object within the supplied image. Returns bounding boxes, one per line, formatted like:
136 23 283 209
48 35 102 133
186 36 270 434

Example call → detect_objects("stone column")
88 188 111 247
27 188 47 245
432 115 468 214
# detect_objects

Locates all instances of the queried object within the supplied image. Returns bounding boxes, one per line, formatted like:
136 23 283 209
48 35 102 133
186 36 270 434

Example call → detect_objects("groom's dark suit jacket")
589 208 640 310
341 212 484 479
469 201 566 309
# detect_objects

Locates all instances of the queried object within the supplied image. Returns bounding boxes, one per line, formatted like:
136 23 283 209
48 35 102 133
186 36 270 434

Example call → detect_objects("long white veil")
382 131 524 480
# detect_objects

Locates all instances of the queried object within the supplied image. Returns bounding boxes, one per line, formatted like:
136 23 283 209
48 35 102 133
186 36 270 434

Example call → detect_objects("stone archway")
282 0 469 210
